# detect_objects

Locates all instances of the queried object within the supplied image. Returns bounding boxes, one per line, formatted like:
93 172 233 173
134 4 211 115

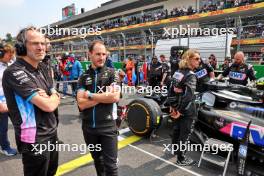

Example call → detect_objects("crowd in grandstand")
241 23 264 38
48 0 264 65
49 0 264 40
96 0 262 31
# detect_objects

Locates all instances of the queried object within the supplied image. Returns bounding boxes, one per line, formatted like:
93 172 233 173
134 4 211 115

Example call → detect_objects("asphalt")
0 94 263 176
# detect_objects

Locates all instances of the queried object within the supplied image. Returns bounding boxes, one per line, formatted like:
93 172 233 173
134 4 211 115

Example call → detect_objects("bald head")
234 51 245 65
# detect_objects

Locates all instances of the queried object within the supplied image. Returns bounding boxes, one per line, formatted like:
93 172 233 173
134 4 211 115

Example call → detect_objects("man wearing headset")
0 44 17 156
2 27 60 176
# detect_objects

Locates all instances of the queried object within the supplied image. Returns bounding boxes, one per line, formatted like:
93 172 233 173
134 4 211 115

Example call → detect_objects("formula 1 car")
120 81 264 163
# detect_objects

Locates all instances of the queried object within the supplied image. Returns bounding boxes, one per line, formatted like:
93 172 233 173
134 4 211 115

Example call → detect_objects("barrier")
80 61 264 79
80 61 123 71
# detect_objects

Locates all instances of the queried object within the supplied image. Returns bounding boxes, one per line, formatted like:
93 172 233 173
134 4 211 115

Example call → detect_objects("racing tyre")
126 98 162 136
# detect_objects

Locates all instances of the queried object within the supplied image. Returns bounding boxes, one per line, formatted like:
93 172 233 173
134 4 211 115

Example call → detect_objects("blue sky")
0 0 110 38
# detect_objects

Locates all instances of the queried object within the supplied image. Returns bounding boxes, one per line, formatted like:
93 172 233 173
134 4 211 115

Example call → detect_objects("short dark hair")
88 40 105 52
160 54 165 58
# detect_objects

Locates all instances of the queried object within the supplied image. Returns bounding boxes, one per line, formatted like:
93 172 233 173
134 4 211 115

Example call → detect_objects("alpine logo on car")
231 123 264 147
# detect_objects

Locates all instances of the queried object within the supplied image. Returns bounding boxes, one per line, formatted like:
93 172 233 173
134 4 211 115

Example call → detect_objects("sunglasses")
192 57 200 61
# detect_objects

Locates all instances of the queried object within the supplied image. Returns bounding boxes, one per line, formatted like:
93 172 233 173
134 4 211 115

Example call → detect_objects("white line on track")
128 144 202 176
118 130 202 176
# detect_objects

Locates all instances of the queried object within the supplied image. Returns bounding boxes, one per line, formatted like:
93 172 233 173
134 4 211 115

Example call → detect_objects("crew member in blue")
194 58 215 92
66 54 83 96
0 43 17 156
2 27 60 176
218 51 256 86
77 40 120 176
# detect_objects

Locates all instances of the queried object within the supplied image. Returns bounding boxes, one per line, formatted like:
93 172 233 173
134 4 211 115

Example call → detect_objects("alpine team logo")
173 72 184 82
229 71 246 80
231 123 264 147
195 68 208 79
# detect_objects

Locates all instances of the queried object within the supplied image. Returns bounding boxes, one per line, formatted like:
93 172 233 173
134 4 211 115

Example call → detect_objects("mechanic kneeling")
169 49 200 166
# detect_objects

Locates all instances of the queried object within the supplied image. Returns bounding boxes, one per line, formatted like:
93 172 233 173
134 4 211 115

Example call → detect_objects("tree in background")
5 33 14 45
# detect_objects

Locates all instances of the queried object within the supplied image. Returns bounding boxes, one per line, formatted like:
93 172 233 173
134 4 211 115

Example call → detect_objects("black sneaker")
176 157 196 166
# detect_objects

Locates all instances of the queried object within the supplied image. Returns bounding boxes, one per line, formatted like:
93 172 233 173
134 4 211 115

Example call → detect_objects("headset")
15 26 37 56
0 43 5 58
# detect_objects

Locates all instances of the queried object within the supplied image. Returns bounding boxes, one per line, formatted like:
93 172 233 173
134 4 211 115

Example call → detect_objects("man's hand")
37 88 49 98
110 83 120 93
248 81 256 88
0 103 8 113
209 78 215 82
217 74 223 80
169 107 181 119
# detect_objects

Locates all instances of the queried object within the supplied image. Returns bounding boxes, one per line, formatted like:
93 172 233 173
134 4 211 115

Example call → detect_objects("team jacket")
78 65 118 128
2 58 57 152
194 62 214 92
222 63 256 86
170 68 197 117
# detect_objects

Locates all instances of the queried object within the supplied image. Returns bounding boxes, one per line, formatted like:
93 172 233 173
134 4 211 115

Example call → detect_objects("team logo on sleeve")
101 71 109 79
173 72 184 82
13 70 31 84
195 68 208 79
85 77 93 85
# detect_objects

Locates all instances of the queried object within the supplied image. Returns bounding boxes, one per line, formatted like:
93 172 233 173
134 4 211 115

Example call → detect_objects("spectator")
222 57 231 71
105 51 114 69
59 54 70 98
66 54 83 96
148 56 162 87
0 43 17 156
136 55 148 84
156 54 171 87
208 54 218 70
126 57 135 86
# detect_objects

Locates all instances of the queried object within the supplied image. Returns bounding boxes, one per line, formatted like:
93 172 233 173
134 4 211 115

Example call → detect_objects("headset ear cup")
15 43 27 56
0 44 4 58
0 50 4 58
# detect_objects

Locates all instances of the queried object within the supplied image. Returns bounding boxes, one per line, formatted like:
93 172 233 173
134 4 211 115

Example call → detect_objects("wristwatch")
50 88 60 98
87 91 93 100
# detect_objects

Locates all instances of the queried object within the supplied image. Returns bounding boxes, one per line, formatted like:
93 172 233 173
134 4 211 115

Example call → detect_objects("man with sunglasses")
194 58 215 92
